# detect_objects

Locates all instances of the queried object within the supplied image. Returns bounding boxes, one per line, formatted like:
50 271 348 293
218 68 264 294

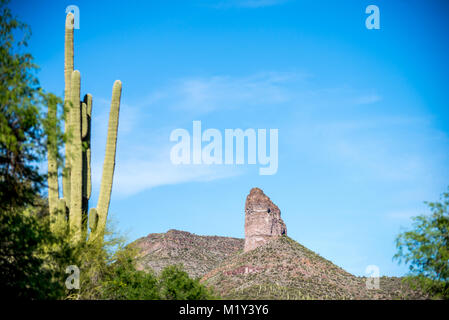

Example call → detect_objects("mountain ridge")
133 229 427 299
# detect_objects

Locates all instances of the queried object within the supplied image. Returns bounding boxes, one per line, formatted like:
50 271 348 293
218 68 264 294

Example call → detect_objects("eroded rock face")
244 188 287 252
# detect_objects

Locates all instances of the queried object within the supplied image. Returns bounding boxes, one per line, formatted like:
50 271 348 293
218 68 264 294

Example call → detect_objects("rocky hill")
201 235 426 299
133 229 244 279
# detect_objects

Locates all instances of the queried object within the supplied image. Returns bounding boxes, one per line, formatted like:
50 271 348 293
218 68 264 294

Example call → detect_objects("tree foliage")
99 249 160 300
0 0 68 299
0 203 76 299
0 0 63 210
394 187 449 299
99 261 216 300
73 224 216 300
158 265 215 300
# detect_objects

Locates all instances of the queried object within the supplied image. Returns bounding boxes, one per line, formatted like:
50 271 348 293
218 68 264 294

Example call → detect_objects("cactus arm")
81 99 90 203
81 94 92 238
47 97 59 220
81 101 88 238
63 12 74 206
69 70 82 241
81 101 88 139
95 80 122 238
81 94 92 201
85 94 92 200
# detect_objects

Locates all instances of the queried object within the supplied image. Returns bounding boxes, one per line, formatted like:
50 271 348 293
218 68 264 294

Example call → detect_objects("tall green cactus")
95 80 122 238
63 12 74 208
69 70 82 242
47 12 123 243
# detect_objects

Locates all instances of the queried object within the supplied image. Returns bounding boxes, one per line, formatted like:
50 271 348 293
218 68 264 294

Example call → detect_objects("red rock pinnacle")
244 188 287 252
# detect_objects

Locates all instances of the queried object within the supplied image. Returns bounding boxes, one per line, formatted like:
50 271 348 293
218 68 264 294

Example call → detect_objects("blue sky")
11 0 449 276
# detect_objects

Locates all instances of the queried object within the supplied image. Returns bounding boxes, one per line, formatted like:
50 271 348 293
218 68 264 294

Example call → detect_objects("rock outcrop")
244 188 287 252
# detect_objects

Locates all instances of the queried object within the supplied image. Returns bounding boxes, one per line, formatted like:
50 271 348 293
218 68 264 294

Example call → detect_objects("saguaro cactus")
95 80 122 238
47 12 123 243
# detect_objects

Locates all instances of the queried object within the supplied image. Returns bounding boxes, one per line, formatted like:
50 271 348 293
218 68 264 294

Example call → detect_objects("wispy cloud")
111 158 243 197
137 72 303 114
135 72 383 117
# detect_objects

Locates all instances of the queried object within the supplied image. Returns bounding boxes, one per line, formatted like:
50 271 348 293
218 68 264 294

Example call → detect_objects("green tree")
69 221 135 299
0 0 69 299
98 262 216 300
394 187 449 299
0 209 75 300
159 265 216 300
99 250 160 300
0 0 62 210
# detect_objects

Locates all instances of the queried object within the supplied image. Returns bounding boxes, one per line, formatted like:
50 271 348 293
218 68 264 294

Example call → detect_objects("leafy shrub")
159 265 216 300
0 207 74 300
100 253 160 300
394 187 449 299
